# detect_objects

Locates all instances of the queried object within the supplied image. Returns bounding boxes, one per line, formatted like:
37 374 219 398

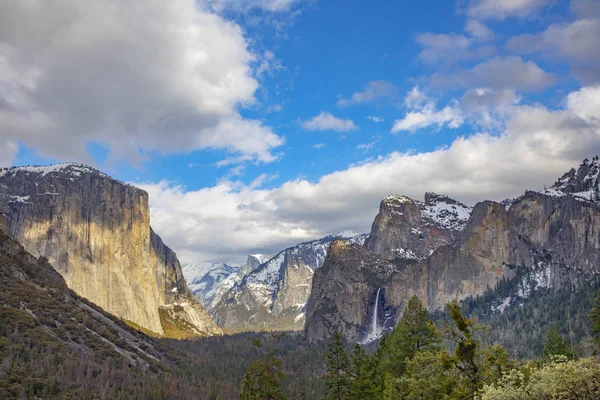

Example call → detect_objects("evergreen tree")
589 290 600 350
380 295 440 377
324 331 350 400
239 338 288 400
447 299 483 397
348 344 380 400
543 326 572 360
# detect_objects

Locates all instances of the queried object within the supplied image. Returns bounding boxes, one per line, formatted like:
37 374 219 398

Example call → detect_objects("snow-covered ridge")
419 197 472 231
228 231 368 306
0 163 107 178
182 262 239 308
382 192 472 231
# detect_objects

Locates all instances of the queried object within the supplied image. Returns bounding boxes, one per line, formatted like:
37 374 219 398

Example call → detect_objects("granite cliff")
305 157 600 342
0 163 221 338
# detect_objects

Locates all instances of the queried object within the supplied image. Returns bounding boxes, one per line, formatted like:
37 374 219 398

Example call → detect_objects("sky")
1 0 600 265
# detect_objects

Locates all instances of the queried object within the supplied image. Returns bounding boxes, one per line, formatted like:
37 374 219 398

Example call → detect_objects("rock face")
0 164 221 338
0 226 176 370
364 193 471 261
305 159 600 342
211 232 367 332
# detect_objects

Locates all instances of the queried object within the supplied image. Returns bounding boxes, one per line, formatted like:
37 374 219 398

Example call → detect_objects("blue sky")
2 0 600 264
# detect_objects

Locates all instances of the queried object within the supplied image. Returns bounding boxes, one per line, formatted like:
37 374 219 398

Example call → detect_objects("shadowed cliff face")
305 160 600 342
0 164 221 337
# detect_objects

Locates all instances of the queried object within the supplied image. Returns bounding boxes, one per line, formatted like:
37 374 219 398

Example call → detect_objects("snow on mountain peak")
0 163 106 179
545 156 600 203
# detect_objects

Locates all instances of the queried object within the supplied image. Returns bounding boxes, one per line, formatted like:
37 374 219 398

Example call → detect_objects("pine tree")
239 349 287 400
324 331 350 400
543 326 572 360
348 344 379 400
447 299 482 397
380 295 440 377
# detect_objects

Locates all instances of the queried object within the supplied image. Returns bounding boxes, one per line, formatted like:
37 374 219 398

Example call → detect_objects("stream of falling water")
370 288 381 339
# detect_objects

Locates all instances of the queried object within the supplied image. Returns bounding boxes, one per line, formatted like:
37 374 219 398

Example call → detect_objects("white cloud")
432 56 556 92
465 19 494 41
467 0 552 20
392 87 464 133
356 141 378 151
302 112 359 132
460 88 521 128
313 143 325 149
404 86 428 108
0 0 284 165
367 116 384 123
570 0 600 18
0 141 18 167
337 81 396 107
506 19 600 84
416 33 473 65
392 102 464 134
140 86 600 264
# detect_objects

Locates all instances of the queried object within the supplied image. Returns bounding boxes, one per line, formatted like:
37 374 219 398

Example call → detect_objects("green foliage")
543 325 572 359
462 277 600 359
590 290 600 351
325 331 350 400
479 357 600 400
347 344 381 400
239 348 287 400
380 295 440 377
447 299 484 396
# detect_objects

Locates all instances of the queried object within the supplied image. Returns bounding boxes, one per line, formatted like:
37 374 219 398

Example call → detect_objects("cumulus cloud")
415 31 497 66
467 0 552 20
0 0 284 165
302 112 359 132
367 116 384 123
337 81 397 107
506 19 600 84
465 19 494 41
392 102 464 134
392 87 464 134
0 141 18 167
570 0 600 18
432 56 556 92
416 33 473 65
460 88 521 128
140 86 600 264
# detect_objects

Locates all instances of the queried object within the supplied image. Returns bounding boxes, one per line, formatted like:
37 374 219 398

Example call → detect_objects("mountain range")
2 157 600 346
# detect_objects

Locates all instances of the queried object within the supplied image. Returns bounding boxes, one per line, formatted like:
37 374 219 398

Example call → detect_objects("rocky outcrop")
305 159 600 342
364 193 471 261
211 232 367 332
0 163 221 337
304 240 403 342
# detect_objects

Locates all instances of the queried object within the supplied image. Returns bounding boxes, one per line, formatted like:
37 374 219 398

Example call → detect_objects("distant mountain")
183 262 240 307
182 254 271 311
0 163 221 338
305 156 600 342
210 231 367 332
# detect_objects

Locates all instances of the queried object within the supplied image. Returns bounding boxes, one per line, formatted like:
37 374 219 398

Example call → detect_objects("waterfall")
371 288 381 337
